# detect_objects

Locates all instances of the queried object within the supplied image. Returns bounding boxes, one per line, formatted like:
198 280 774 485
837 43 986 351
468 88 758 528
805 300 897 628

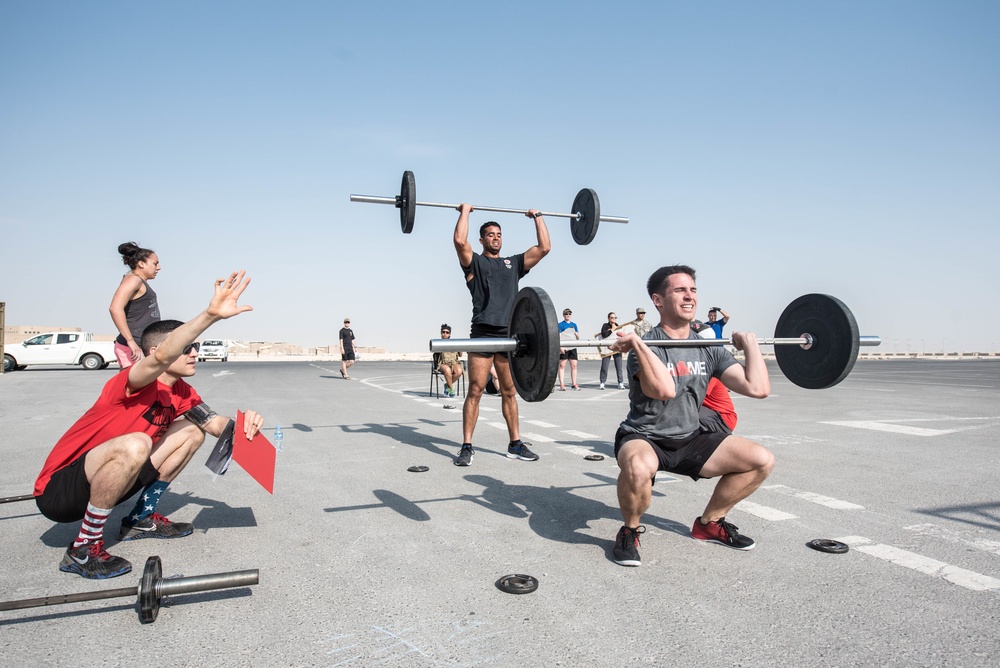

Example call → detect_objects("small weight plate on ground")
584 454 605 461
138 555 162 624
496 574 538 594
407 465 429 473
507 287 560 402
399 170 416 234
570 188 600 246
774 294 860 389
806 539 849 554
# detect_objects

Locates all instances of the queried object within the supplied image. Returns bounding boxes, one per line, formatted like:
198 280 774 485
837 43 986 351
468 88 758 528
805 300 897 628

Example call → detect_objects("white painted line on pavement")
521 432 555 443
557 444 602 457
526 420 558 428
735 500 798 521
821 420 993 437
763 484 864 510
837 536 1000 591
486 422 507 431
562 429 599 439
904 523 1000 557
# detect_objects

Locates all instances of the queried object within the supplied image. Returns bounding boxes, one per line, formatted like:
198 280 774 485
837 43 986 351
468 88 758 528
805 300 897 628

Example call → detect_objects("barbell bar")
429 287 881 402
431 335 882 354
0 555 259 624
350 170 628 245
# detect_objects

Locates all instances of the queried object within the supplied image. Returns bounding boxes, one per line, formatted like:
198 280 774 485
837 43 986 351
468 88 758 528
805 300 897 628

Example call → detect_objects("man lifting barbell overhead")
453 202 550 466
32 271 266 580
609 265 774 567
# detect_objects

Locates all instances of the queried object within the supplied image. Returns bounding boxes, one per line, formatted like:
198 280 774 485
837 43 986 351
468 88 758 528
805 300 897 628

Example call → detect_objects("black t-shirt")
463 252 527 327
338 327 355 353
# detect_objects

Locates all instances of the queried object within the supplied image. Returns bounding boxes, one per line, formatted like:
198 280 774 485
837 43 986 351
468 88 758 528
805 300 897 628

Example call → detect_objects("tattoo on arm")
183 402 219 428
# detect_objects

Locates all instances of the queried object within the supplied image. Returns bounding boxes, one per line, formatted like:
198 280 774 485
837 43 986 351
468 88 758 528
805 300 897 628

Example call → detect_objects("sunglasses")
183 342 201 355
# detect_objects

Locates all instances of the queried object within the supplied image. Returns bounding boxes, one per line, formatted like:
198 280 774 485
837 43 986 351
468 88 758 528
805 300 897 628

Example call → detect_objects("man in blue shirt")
706 306 731 339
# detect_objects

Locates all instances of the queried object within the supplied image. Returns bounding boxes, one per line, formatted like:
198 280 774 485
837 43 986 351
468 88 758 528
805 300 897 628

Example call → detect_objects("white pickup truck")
3 332 118 372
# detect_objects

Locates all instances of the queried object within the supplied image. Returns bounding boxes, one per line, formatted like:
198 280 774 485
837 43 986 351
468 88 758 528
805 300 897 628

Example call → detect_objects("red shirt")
702 377 737 431
34 370 202 495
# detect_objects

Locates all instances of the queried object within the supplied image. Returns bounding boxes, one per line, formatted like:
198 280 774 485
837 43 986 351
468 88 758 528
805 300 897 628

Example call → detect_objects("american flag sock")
73 503 113 547
125 480 170 524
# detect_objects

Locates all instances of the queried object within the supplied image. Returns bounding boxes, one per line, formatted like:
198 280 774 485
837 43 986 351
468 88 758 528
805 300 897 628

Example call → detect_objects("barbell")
350 170 629 245
0 555 258 624
429 287 881 402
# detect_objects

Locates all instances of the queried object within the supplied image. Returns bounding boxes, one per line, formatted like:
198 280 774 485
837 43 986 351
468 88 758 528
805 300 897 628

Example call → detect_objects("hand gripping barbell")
350 170 628 245
0 556 259 624
429 287 881 402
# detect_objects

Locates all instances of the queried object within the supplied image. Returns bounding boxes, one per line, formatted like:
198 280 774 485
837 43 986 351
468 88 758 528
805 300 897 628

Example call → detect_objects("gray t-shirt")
619 326 738 440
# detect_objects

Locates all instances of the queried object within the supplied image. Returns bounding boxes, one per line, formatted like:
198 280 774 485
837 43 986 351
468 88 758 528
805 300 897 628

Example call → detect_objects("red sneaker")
691 516 755 550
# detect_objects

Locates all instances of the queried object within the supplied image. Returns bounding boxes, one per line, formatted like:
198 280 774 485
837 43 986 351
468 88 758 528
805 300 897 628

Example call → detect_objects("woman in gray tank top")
109 241 161 368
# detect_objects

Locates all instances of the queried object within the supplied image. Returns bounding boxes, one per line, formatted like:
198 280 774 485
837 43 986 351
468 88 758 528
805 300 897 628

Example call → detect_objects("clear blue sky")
2 2 998 353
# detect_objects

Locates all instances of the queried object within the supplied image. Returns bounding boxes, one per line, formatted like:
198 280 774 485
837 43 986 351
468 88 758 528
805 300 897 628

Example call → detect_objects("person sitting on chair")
435 324 464 398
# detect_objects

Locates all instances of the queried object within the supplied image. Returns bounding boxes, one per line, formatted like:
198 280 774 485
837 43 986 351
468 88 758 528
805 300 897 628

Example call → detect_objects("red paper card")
232 410 276 494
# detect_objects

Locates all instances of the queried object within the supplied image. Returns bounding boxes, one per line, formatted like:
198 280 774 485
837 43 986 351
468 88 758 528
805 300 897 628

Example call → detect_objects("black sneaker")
506 441 539 461
691 516 756 550
613 525 646 567
59 541 132 580
454 444 474 467
119 512 194 541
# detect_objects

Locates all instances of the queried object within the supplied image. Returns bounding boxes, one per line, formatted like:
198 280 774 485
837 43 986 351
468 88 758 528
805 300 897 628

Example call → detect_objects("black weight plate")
496 574 538 595
773 294 860 389
570 188 600 245
584 454 605 461
138 555 162 624
407 465 429 473
507 287 559 402
399 170 416 234
806 539 849 554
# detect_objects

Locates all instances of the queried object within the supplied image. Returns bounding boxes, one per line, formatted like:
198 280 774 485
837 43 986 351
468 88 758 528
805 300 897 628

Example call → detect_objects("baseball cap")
636 307 646 314
563 308 572 315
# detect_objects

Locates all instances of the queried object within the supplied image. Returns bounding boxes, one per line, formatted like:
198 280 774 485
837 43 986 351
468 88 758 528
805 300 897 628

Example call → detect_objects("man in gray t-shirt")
607 265 774 567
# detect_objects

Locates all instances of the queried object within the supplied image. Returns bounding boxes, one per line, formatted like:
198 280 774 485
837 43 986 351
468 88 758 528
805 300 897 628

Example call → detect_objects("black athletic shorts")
559 348 578 361
35 451 159 523
470 323 508 358
613 427 728 481
341 352 356 361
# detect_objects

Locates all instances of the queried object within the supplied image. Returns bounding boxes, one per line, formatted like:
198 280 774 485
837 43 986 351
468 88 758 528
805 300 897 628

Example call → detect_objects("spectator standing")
339 318 356 379
632 307 653 339
706 307 731 339
599 312 626 390
109 242 161 369
558 308 581 391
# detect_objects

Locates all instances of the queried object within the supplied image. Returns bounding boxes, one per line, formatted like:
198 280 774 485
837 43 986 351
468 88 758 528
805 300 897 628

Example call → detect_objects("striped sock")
73 503 113 547
126 480 170 524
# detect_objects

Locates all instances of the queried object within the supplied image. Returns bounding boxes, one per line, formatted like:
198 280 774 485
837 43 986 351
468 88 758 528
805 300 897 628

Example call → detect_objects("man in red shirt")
34 271 266 579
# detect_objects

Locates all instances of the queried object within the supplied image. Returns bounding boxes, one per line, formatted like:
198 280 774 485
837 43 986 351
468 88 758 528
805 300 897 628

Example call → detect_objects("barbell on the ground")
350 170 629 245
0 493 33 504
0 555 259 624
429 287 881 402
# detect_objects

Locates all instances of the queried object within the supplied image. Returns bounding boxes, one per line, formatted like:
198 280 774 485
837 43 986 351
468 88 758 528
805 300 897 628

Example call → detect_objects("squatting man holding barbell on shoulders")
33 271 266 580
608 264 774 567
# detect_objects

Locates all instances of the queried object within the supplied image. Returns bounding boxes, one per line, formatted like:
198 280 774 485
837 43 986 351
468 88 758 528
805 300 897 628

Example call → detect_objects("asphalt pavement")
1 359 998 667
